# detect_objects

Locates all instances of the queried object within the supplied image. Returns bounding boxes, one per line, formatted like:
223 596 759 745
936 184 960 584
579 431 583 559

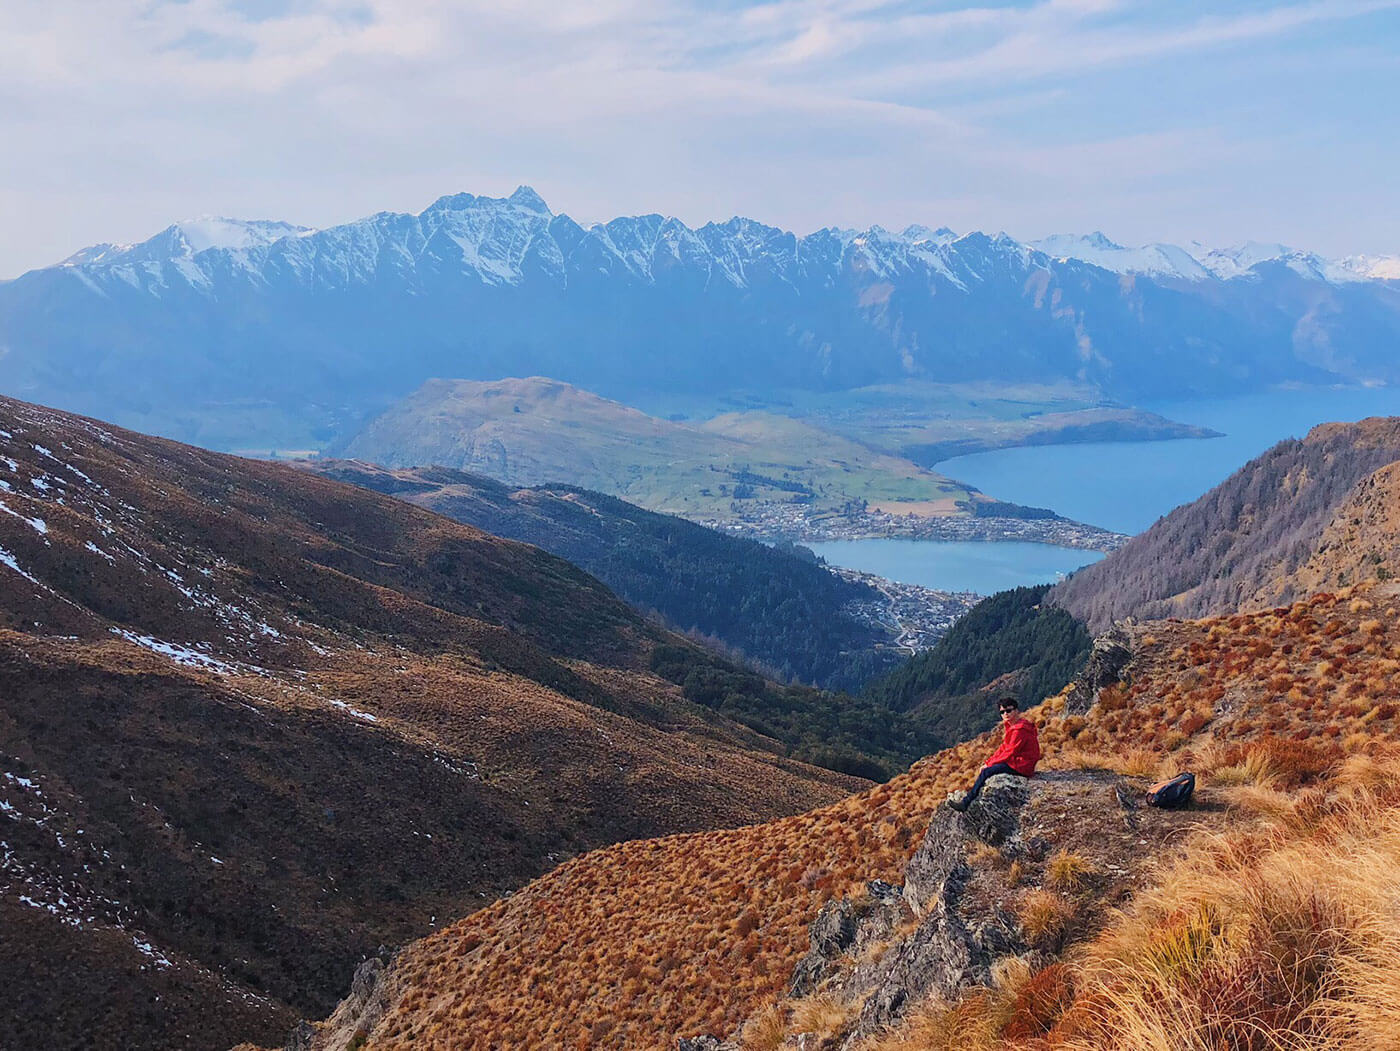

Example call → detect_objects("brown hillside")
300 583 1400 1049
1258 458 1400 602
1050 416 1400 630
0 396 862 1050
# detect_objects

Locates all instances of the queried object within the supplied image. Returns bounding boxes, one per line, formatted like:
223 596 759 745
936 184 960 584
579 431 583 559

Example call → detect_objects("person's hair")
997 696 1019 711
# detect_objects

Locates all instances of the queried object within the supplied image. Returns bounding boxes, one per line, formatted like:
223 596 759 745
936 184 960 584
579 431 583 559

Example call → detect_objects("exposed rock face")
301 952 394 1051
284 1021 316 1051
843 775 1029 1042
751 767 1217 1050
789 881 914 999
1064 627 1134 715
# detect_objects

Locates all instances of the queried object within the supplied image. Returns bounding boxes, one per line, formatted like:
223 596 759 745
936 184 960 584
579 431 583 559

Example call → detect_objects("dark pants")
964 762 1021 803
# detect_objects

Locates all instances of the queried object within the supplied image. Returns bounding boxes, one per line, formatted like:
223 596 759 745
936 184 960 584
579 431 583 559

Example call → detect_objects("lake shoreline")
697 506 1128 553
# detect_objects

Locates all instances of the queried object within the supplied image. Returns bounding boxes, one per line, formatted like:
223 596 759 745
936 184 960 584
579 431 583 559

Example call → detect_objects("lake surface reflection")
807 538 1104 596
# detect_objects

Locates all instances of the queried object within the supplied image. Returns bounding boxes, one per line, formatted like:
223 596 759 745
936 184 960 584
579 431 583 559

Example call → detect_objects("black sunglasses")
998 705 1016 713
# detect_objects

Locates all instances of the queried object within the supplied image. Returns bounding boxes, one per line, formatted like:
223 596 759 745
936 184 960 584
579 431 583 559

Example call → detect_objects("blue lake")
940 387 1400 535
807 539 1105 596
811 387 1400 595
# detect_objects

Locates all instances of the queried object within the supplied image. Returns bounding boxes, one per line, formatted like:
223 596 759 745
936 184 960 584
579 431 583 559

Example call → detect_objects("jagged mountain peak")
423 185 552 216
901 223 958 244
507 184 550 211
10 189 1400 447
57 216 312 268
420 184 551 215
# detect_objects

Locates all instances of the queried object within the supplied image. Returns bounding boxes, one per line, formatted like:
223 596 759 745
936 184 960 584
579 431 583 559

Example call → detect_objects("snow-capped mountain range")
39 186 1397 292
1 186 1397 449
1029 231 1400 284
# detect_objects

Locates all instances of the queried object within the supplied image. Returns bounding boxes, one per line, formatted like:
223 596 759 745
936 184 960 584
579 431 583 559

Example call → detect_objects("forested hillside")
1051 417 1400 630
863 585 1092 747
310 459 903 689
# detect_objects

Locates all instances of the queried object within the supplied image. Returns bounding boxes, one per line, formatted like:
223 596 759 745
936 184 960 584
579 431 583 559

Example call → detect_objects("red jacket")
985 716 1040 777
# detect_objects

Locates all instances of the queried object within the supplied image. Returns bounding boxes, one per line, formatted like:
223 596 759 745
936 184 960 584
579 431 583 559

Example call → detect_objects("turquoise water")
939 388 1400 535
807 539 1105 595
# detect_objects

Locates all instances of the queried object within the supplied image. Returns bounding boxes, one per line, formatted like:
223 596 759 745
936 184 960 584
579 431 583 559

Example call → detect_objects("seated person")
949 696 1040 811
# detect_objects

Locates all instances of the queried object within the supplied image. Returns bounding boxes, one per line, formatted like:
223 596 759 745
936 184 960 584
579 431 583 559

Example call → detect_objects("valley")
278 412 1400 1050
304 458 956 691
0 396 882 1048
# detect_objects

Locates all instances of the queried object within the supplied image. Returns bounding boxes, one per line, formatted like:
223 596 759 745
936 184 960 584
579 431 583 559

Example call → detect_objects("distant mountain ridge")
1030 231 1400 283
2 186 1397 448
45 194 1397 290
333 376 973 524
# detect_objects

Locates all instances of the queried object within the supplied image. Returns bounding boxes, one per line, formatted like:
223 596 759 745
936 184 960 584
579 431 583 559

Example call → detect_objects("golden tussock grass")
1045 849 1096 891
1059 757 1400 1051
345 587 1400 1049
1019 889 1077 949
788 991 857 1041
738 1004 785 1051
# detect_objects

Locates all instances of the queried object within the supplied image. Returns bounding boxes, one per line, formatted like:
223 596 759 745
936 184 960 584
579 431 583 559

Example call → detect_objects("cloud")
0 0 1396 275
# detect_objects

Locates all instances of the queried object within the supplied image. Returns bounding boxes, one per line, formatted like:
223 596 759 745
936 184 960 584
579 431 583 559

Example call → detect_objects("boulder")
841 775 1030 1042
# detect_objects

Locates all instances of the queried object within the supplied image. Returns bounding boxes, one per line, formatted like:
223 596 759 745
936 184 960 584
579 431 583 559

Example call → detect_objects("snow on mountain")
1031 233 1400 286
58 217 312 270
8 186 1398 449
59 242 136 267
173 217 312 254
42 187 1044 297
1334 254 1400 281
1031 232 1211 281
46 188 1392 295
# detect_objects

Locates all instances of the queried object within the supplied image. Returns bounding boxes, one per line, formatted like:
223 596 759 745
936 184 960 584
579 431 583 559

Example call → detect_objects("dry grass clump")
788 991 858 1042
1046 850 1096 891
1019 889 1077 950
1059 759 1400 1051
738 1004 786 1050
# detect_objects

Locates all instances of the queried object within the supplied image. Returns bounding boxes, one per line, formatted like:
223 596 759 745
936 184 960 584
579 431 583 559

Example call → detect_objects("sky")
1 0 1397 278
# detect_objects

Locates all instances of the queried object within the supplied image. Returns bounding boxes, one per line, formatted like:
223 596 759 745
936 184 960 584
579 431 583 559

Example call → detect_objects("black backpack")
1146 772 1195 809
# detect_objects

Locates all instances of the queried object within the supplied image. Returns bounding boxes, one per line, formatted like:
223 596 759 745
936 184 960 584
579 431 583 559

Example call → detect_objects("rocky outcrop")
729 767 1215 1050
1064 627 1134 715
841 775 1029 1043
789 881 909 999
297 950 394 1051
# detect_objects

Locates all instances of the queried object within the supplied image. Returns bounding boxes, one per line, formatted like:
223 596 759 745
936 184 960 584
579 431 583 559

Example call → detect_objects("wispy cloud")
0 0 1396 276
